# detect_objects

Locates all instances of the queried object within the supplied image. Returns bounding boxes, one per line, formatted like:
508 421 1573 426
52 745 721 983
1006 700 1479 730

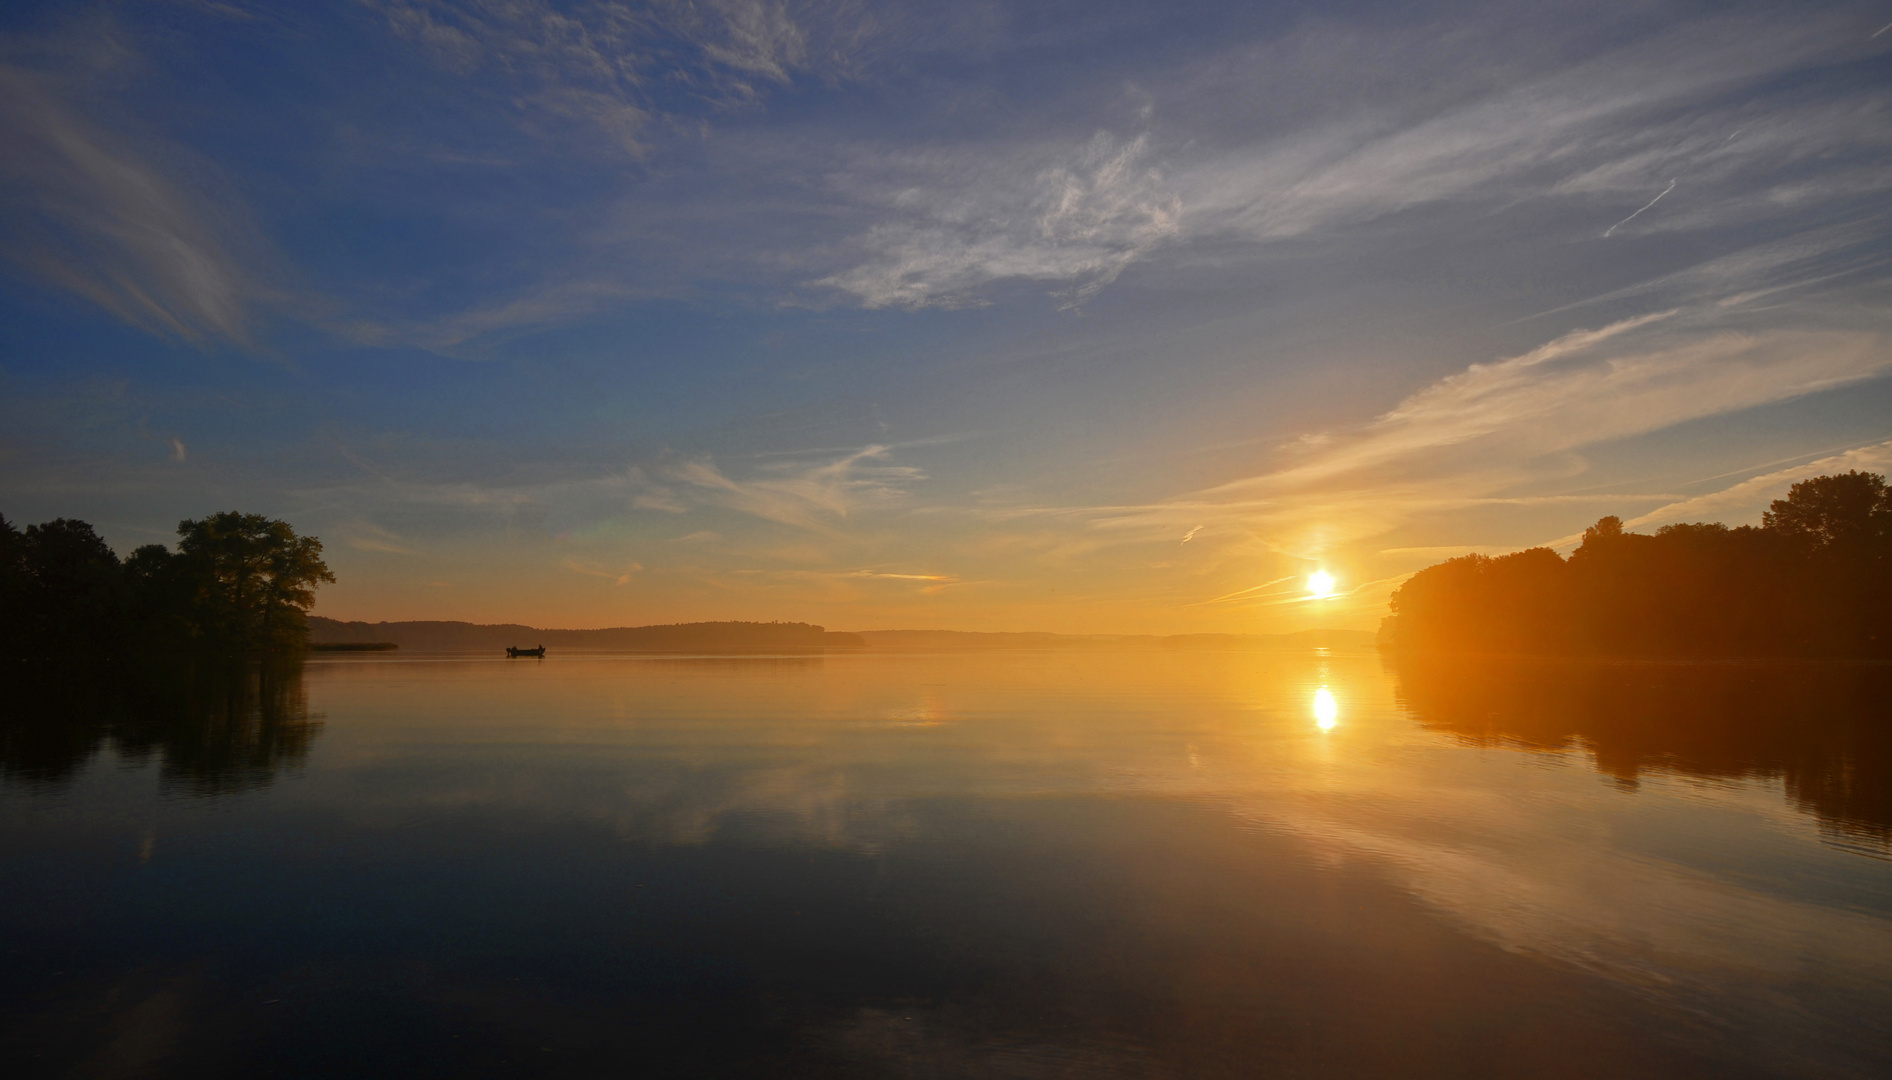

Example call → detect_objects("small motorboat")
506 645 546 658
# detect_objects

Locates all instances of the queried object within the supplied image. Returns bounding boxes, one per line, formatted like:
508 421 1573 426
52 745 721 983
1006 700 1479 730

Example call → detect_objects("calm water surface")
3 649 1889 1078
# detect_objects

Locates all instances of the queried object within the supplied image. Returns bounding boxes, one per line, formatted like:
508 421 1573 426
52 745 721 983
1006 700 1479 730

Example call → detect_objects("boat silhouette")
506 645 546 658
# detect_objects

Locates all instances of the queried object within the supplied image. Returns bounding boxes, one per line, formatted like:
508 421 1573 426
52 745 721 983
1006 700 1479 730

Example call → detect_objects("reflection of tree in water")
0 658 322 795
1389 656 1892 845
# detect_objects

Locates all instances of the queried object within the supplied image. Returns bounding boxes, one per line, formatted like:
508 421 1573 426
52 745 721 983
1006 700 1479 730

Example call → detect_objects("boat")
506 645 546 658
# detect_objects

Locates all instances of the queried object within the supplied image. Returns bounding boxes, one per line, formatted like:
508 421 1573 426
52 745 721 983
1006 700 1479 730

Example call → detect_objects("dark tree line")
1379 472 1892 657
0 511 334 659
1 512 332 793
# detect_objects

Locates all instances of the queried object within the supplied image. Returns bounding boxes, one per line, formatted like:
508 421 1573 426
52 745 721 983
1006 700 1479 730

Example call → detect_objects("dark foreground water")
2 650 1889 1079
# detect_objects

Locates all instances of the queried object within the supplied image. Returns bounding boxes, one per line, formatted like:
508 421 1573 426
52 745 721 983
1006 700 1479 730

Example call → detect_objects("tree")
1380 548 1570 654
1382 473 1892 658
0 514 24 653
1761 471 1892 652
175 512 334 652
15 518 124 653
1762 471 1890 550
1582 515 1624 547
124 543 198 650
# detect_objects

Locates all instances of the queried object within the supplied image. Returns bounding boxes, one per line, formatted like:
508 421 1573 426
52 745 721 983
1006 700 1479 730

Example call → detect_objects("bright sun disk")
1308 570 1336 597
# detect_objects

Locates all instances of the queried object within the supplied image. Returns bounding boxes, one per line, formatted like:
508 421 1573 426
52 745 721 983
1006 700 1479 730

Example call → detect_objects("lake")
3 649 1889 1078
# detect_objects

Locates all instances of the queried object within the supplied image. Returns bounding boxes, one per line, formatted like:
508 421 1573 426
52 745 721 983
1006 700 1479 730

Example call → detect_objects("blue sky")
2 0 1890 632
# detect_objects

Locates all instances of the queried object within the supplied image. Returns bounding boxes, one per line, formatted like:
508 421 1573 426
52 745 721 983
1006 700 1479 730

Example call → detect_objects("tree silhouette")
1 510 334 658
1381 472 1892 657
1761 471 1890 550
175 512 335 652
1 511 335 794
4 517 125 654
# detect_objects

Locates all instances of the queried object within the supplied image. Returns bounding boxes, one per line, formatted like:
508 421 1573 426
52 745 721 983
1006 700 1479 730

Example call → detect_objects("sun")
1307 570 1336 598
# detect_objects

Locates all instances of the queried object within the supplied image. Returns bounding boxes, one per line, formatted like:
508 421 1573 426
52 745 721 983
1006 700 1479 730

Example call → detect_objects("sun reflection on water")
1313 686 1338 730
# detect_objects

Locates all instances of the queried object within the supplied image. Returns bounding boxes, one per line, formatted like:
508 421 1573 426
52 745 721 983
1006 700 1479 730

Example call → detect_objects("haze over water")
5 650 1888 1078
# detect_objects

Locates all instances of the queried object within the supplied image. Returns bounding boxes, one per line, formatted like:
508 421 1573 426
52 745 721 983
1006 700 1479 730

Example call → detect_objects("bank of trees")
0 511 333 658
1379 472 1892 657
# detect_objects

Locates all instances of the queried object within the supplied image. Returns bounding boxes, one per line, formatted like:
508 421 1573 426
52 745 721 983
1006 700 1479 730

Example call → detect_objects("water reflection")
1387 654 1892 843
1313 686 1338 730
0 658 321 794
2 651 1887 1078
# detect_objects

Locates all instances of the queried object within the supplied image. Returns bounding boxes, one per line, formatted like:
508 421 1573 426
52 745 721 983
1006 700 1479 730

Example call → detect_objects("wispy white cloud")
265 440 926 575
1174 10 1882 243
632 488 690 513
842 569 951 581
563 555 642 584
1616 439 1892 534
1504 219 1892 326
337 519 423 555
691 0 809 83
665 443 923 529
1178 319 1885 552
816 131 1181 308
366 0 830 156
1219 312 1681 492
367 0 652 153
815 7 1890 311
0 64 270 345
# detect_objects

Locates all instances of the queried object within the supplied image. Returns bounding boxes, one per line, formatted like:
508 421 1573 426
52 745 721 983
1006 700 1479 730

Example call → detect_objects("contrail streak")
1189 574 1298 606
1604 179 1677 238
1872 21 1891 39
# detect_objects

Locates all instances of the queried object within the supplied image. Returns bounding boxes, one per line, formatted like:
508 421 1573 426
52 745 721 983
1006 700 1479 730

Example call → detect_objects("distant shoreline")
308 617 1378 654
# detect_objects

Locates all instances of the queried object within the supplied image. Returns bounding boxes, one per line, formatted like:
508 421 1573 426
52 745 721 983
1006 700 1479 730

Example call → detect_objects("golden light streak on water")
1314 685 1339 730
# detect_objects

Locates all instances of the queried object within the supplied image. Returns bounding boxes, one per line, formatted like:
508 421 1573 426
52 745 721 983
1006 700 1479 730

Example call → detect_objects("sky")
1 0 1889 634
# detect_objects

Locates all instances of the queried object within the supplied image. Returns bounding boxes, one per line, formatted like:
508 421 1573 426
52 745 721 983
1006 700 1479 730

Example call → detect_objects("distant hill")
855 628 1379 651
853 630 1153 650
1160 629 1380 651
308 618 861 653
308 618 1377 654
